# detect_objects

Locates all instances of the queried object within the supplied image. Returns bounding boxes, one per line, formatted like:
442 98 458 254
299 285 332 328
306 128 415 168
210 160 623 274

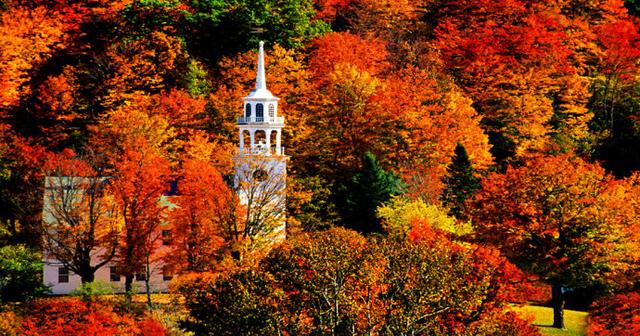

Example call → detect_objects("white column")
249 130 255 149
276 130 281 155
239 130 244 150
266 130 271 155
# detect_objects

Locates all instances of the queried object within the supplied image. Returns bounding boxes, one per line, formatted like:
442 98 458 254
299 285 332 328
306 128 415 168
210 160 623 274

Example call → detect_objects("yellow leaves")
377 196 472 239
328 63 381 100
99 93 175 155
440 88 493 170
554 74 592 139
103 31 187 108
178 131 235 173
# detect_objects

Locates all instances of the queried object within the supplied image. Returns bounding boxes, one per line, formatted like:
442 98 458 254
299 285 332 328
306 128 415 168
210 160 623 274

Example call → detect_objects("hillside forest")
1 0 640 335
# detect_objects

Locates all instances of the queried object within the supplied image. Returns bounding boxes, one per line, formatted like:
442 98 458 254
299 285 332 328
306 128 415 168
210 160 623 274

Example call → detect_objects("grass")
514 305 588 336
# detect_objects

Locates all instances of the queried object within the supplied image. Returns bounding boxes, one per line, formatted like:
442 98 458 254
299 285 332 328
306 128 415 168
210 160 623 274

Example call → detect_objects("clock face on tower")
253 169 268 182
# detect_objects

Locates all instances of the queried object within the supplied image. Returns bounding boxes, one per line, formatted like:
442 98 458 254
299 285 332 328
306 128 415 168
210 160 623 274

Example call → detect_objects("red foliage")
595 20 640 82
471 310 541 336
20 298 165 336
137 318 166 336
588 291 640 336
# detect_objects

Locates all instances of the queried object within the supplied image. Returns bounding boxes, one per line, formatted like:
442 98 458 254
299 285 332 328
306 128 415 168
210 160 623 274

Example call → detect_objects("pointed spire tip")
256 41 267 90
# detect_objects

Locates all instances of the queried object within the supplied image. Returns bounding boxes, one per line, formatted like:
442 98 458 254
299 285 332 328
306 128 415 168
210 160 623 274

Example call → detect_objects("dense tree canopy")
470 154 640 328
0 0 639 333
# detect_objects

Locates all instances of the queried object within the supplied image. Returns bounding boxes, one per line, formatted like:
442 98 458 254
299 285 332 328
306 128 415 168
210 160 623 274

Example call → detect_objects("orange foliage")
471 153 639 288
108 139 171 283
315 0 420 36
166 158 237 272
91 89 208 162
0 6 74 109
595 20 640 83
301 60 492 198
309 32 390 78
434 1 592 158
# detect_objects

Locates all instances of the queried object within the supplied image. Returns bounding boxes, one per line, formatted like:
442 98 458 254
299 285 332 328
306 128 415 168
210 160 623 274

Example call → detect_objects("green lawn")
514 305 588 336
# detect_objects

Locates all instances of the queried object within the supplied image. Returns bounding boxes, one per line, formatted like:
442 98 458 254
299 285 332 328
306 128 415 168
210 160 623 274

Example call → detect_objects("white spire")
245 41 276 100
256 41 267 90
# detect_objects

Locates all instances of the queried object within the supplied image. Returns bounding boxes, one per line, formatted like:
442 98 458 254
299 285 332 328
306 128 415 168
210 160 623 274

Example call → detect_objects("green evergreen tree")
625 0 640 16
441 144 480 219
335 152 405 233
0 245 49 302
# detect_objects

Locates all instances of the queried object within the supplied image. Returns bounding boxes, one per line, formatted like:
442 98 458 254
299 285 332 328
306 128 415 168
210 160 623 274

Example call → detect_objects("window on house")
268 104 275 118
245 104 251 118
162 265 173 281
58 267 69 283
256 103 264 119
162 229 171 246
135 272 147 281
110 266 120 282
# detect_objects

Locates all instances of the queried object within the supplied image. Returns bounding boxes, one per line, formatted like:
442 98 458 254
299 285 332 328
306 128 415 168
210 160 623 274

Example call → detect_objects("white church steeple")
256 41 267 91
234 41 287 242
237 41 284 156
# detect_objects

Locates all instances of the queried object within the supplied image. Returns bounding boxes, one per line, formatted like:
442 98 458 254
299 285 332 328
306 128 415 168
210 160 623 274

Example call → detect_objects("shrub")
471 310 541 336
20 297 166 336
0 310 22 336
588 291 640 336
0 244 48 302
176 270 279 336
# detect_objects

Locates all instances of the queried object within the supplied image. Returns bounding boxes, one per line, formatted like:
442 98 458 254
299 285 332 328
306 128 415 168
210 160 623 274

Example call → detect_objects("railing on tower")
237 116 284 124
237 146 285 156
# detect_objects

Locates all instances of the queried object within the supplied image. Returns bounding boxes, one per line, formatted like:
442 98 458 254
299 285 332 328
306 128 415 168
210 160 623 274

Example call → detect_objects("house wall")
42 176 174 295
43 256 171 295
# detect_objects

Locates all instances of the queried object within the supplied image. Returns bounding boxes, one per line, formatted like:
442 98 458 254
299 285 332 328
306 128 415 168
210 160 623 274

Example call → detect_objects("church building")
42 42 287 294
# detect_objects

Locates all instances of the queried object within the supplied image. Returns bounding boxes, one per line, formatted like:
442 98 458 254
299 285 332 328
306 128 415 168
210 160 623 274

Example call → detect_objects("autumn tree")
108 139 171 305
590 19 640 176
470 154 640 329
178 227 541 335
303 39 492 199
234 156 287 247
102 31 189 109
167 158 237 273
0 5 79 109
433 0 592 162
0 135 49 246
377 196 472 240
41 149 119 285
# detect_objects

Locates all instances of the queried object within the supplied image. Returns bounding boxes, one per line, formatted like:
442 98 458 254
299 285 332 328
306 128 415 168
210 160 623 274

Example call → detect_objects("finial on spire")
256 41 267 90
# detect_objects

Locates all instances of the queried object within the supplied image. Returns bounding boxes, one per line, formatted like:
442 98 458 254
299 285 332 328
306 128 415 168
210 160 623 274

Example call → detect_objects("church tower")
234 41 287 241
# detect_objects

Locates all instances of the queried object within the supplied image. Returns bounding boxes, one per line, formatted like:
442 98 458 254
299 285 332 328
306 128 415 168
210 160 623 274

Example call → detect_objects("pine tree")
336 152 405 233
441 144 480 219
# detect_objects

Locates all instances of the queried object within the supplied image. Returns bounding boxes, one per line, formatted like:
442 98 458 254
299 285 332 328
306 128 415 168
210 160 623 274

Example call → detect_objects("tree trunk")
145 253 152 310
79 268 95 302
552 284 565 329
124 274 133 307
80 270 95 284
